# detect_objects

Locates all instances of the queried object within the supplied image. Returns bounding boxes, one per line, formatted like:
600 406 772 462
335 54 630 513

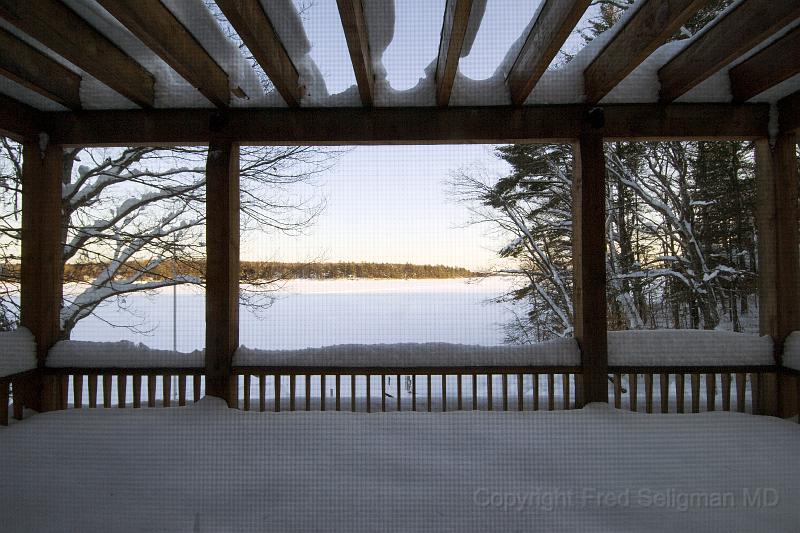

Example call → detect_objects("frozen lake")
69 277 517 350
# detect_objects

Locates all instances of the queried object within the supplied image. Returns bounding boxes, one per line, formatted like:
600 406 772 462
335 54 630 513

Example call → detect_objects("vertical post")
756 133 799 417
205 138 240 406
572 128 608 406
20 138 64 411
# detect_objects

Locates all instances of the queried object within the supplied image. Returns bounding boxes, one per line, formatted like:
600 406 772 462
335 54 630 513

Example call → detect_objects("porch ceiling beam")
778 90 800 133
584 0 707 105
506 0 591 106
97 0 233 108
214 0 302 107
729 26 800 103
435 0 475 107
0 0 154 108
658 0 800 103
337 0 374 106
0 94 44 141
44 103 769 147
0 27 81 110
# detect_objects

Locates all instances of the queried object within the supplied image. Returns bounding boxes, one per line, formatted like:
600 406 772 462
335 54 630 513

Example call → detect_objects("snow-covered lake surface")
69 277 517 350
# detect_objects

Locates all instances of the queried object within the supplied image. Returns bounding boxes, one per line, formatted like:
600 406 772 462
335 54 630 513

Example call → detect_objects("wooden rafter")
0 0 154 108
659 0 800 103
778 90 800 133
97 0 233 108
214 0 302 107
0 27 81 110
337 0 373 106
729 26 800 103
0 93 44 141
506 0 591 105
44 103 769 147
435 0 474 107
584 0 706 104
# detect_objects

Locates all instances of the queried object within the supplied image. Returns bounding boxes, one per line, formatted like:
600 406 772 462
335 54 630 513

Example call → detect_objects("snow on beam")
506 0 591 106
584 0 706 105
778 90 800 133
43 103 770 146
658 0 800 103
337 0 374 106
97 0 232 108
0 94 43 141
0 27 82 110
214 0 302 107
435 0 479 107
729 26 800 103
0 0 155 108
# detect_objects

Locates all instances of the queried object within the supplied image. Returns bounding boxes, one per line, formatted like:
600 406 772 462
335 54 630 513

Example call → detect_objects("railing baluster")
178 375 187 407
751 373 759 414
396 374 401 412
275 375 282 412
193 374 202 403
675 373 684 413
259 375 266 412
88 374 98 408
705 373 716 411
735 373 746 413
60 375 68 409
628 373 637 412
412 375 417 412
487 374 493 411
305 375 311 411
660 373 669 413
336 375 341 412
613 373 622 409
426 374 431 413
117 374 126 408
796 376 800 424
721 373 731 412
290 374 295 411
366 375 371 413
381 375 386 412
501 374 508 412
243 373 251 411
73 374 83 408
351 374 356 412
1 381 8 426
163 375 171 407
517 374 524 411
547 373 554 411
691 373 700 413
321 375 326 412
644 373 653 414
458 374 463 411
133 375 141 408
12 380 23 419
103 374 112 408
148 374 156 408
471 373 477 411
532 373 539 411
442 374 447 412
562 373 570 410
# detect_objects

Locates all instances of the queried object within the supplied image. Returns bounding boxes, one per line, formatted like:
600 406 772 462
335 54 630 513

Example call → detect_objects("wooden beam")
572 128 608 406
0 94 43 141
20 139 64 411
97 0 232 108
44 103 769 147
778 90 800 133
0 27 81 110
730 26 800 103
506 0 591 105
659 0 800 103
0 0 154 108
435 0 474 107
337 0 373 106
584 0 706 104
756 133 799 417
205 138 240 406
214 0 301 107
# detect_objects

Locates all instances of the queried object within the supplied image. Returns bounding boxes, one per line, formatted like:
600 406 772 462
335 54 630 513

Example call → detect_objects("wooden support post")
572 126 609 406
20 139 64 411
205 138 240 407
756 133 799 417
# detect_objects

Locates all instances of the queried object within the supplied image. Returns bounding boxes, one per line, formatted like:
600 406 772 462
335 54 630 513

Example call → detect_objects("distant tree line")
0 261 474 283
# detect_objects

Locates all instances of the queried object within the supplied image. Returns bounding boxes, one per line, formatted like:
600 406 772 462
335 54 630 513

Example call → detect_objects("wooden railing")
232 366 582 412
607 366 777 414
0 370 35 425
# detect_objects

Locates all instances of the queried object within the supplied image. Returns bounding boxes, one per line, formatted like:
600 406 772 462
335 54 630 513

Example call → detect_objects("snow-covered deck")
0 398 798 532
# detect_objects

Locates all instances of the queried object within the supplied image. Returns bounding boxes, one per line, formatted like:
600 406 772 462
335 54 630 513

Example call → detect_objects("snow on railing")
784 332 800 371
0 327 37 378
47 340 204 368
